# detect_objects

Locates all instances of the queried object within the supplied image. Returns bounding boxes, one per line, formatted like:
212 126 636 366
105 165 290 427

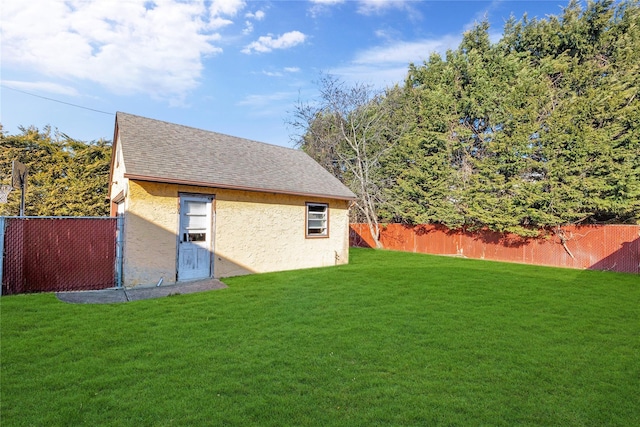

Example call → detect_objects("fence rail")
1 217 119 295
350 223 640 274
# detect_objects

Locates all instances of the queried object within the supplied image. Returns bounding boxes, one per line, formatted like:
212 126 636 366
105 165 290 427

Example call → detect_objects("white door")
178 195 213 281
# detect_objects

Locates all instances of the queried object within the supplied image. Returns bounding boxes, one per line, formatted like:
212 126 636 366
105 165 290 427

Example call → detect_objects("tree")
384 22 554 236
382 0 639 235
504 0 640 226
380 52 463 227
0 126 112 216
289 74 404 247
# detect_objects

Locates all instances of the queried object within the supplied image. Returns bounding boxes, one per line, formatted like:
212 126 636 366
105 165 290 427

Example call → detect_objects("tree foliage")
0 126 112 217
295 0 639 237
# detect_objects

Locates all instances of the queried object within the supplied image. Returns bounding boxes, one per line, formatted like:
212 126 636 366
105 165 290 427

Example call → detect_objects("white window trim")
306 202 329 238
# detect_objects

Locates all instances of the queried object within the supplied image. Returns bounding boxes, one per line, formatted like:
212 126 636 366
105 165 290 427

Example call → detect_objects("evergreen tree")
0 126 112 216
381 0 639 235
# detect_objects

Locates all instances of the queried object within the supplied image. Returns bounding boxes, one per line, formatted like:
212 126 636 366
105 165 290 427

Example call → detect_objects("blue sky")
1 0 574 147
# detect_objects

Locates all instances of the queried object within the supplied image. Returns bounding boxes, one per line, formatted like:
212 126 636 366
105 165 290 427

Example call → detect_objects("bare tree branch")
287 74 404 247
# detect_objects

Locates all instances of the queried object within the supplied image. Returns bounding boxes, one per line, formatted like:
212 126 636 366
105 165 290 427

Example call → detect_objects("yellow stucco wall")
119 180 350 286
213 187 351 278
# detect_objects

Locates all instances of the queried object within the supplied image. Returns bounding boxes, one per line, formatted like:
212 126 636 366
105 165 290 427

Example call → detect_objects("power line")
1 84 114 116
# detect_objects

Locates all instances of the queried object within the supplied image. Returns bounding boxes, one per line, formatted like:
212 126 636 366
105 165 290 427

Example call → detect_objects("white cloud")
237 91 298 123
2 80 79 97
353 35 460 65
309 0 411 16
309 0 344 4
209 0 245 18
357 0 409 15
374 29 393 39
236 91 296 110
260 67 302 77
243 9 265 33
243 21 254 34
308 0 344 17
262 70 283 77
330 35 461 88
0 0 245 102
241 31 306 54
245 10 265 20
329 64 410 88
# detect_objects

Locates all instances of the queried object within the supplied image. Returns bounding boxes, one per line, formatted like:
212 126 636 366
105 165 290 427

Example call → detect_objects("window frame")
305 202 329 238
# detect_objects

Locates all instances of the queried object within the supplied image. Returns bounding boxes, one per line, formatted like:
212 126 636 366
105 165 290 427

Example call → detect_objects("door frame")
176 193 215 281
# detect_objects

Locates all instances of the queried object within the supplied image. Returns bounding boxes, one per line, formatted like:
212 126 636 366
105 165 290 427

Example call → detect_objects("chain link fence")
1 217 121 295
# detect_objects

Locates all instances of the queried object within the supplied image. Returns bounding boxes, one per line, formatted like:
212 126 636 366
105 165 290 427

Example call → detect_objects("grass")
1 248 639 426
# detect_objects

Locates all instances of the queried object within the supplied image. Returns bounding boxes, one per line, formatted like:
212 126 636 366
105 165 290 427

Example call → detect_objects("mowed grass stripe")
1 248 638 426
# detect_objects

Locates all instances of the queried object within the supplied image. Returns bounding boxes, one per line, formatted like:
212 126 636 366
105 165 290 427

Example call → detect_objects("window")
182 199 209 243
306 203 328 237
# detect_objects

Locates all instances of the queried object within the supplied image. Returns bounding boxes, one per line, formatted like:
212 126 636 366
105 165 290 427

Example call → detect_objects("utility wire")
1 84 114 115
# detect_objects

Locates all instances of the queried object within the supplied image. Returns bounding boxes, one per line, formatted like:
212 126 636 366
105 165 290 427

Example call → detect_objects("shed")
108 112 355 286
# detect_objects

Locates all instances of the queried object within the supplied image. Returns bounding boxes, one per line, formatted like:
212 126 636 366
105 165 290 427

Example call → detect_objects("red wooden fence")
350 223 640 274
1 217 117 295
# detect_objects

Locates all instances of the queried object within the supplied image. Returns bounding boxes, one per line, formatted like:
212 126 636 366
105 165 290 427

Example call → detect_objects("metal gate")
0 217 121 295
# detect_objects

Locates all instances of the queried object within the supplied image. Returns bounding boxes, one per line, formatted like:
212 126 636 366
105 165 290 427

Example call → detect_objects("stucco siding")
120 181 350 286
124 181 180 286
214 189 350 277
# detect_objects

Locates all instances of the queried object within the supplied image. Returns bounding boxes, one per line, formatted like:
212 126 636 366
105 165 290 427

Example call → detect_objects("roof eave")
123 173 357 201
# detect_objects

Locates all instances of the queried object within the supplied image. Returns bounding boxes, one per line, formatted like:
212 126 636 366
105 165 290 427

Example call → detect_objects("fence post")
0 217 4 295
115 214 124 288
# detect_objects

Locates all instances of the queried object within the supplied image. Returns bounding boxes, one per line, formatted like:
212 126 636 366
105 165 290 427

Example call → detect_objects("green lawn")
1 249 638 426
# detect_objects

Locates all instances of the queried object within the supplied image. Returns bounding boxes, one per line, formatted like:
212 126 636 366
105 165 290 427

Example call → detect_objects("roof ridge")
116 111 300 153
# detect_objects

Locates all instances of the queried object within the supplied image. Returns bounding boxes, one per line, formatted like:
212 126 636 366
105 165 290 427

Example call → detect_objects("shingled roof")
113 112 355 200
